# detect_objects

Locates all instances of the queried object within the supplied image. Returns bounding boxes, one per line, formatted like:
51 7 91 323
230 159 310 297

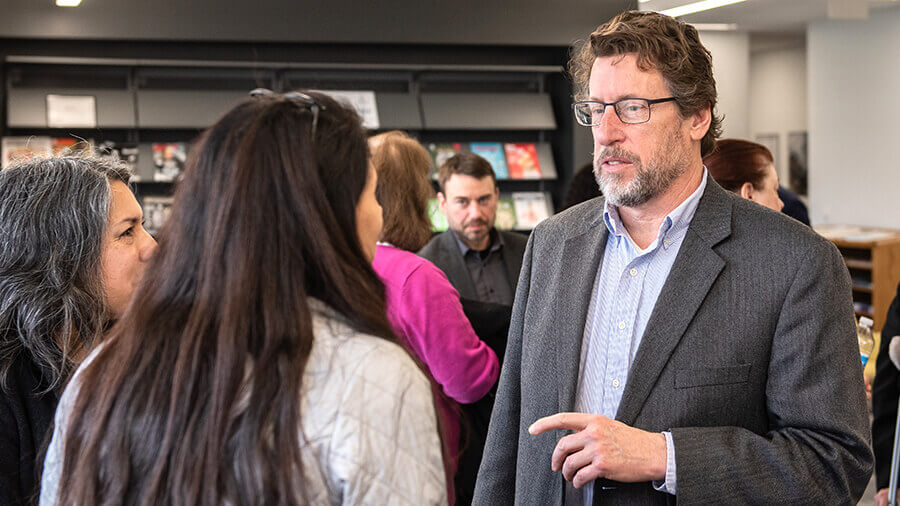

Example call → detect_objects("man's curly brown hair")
569 10 722 156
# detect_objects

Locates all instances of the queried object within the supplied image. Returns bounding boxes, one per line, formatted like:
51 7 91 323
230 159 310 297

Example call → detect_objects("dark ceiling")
0 0 636 47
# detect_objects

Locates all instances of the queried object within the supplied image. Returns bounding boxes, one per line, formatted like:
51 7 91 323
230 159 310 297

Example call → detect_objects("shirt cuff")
651 431 677 495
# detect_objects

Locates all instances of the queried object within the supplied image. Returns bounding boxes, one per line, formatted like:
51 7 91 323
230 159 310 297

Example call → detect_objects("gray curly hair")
0 154 132 393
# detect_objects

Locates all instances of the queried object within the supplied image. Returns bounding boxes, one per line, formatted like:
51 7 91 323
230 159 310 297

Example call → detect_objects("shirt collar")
603 168 708 250
453 227 503 256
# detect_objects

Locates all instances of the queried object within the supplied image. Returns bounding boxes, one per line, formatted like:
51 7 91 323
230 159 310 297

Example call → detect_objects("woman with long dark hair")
39 92 446 505
369 131 499 504
0 155 156 506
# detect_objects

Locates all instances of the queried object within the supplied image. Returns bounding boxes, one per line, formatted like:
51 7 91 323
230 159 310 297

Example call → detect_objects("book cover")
152 143 187 182
97 141 140 175
427 143 464 180
141 195 174 236
427 198 448 232
512 192 551 230
51 137 79 155
1 136 52 169
494 195 517 231
504 142 542 179
469 142 509 179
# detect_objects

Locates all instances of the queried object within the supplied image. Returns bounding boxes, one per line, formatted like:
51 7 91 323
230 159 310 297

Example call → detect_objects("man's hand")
528 412 668 487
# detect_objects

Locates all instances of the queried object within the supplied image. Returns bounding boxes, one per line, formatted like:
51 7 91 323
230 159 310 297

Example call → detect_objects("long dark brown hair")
56 92 408 505
369 131 434 252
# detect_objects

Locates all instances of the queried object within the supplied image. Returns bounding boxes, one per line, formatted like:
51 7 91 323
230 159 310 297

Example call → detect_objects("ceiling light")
690 23 738 30
659 0 747 17
56 0 82 6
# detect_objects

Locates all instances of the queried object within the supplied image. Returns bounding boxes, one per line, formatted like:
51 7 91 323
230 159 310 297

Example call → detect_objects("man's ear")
740 182 754 200
437 192 448 215
689 106 712 142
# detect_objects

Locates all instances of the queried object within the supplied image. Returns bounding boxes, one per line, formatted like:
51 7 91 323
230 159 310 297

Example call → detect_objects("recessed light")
659 0 747 18
691 23 739 30
56 0 82 6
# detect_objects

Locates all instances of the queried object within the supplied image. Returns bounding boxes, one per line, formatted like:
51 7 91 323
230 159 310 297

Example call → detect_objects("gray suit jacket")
473 179 873 505
418 229 528 302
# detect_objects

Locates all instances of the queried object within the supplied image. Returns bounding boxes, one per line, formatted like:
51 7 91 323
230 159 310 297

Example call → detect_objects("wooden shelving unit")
817 226 900 331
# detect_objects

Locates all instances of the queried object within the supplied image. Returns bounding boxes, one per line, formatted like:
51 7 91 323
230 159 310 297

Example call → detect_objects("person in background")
702 138 785 213
561 162 603 211
419 152 527 307
39 91 446 505
474 11 871 504
872 282 900 506
777 185 811 225
369 130 499 506
0 155 156 506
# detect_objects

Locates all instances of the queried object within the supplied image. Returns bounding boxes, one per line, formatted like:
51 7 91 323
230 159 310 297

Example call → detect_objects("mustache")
595 146 639 164
464 219 488 227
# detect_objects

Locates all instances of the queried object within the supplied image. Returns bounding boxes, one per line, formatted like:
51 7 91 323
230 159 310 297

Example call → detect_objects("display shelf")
818 225 900 331
5 58 572 232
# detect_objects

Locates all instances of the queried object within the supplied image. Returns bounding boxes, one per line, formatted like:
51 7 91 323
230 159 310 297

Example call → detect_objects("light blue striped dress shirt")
573 170 707 505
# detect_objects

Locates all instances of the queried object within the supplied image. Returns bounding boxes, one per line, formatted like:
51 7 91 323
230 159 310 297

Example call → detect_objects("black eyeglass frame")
249 88 326 138
572 97 678 126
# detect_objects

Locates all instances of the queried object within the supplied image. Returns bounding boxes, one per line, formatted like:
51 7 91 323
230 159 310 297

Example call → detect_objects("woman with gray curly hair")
0 155 156 505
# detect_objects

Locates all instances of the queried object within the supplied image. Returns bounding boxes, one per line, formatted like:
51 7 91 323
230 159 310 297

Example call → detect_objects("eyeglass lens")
574 99 651 126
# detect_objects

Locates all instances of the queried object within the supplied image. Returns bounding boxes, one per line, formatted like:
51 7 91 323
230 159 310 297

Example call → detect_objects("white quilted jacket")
40 302 447 505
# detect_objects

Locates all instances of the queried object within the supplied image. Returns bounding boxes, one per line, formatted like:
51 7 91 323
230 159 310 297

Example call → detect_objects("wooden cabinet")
818 226 900 332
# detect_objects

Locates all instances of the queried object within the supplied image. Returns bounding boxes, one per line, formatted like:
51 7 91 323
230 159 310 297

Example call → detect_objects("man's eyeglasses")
249 88 326 138
572 97 677 126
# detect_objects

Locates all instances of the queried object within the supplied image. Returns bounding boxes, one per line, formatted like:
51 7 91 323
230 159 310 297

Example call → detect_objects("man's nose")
593 106 626 147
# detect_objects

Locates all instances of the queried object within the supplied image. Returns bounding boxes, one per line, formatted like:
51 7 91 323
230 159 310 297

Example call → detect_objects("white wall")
808 7 900 228
700 32 751 140
749 46 808 183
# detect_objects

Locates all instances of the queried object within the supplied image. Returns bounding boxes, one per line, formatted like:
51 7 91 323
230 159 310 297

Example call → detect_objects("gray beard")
593 145 687 208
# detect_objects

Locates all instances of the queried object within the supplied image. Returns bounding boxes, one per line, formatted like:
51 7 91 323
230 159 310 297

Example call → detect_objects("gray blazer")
418 229 528 302
473 179 873 505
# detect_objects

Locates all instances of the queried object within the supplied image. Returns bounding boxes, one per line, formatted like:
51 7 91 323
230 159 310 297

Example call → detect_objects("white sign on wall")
316 90 380 130
46 94 97 128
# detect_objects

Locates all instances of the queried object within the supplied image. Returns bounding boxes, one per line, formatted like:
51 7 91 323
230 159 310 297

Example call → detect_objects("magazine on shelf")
427 143 464 179
427 198 448 232
152 143 187 182
97 141 140 176
494 195 517 230
141 195 174 236
469 142 509 179
1 136 52 168
512 192 552 230
504 142 542 179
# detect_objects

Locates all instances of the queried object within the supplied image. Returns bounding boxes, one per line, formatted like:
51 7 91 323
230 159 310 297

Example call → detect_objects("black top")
777 186 810 226
0 351 60 506
873 281 900 489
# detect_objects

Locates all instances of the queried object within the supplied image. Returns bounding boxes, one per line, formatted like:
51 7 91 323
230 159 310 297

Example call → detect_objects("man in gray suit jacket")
419 152 528 306
473 10 872 505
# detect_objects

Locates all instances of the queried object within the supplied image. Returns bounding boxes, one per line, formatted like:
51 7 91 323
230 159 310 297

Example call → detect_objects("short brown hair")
569 10 722 156
369 131 435 252
703 138 773 193
437 151 497 194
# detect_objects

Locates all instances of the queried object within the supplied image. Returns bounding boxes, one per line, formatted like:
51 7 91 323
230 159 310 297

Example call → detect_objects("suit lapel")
439 231 478 300
556 214 609 414
615 181 733 426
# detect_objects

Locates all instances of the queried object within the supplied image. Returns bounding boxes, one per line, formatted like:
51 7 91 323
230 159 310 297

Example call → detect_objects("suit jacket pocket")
674 364 751 389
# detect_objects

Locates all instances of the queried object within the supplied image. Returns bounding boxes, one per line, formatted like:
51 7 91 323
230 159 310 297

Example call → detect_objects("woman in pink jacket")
369 131 500 505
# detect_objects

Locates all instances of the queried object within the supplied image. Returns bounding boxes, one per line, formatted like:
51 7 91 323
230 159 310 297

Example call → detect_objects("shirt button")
629 268 638 277
612 379 621 388
664 238 672 247
618 321 626 330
